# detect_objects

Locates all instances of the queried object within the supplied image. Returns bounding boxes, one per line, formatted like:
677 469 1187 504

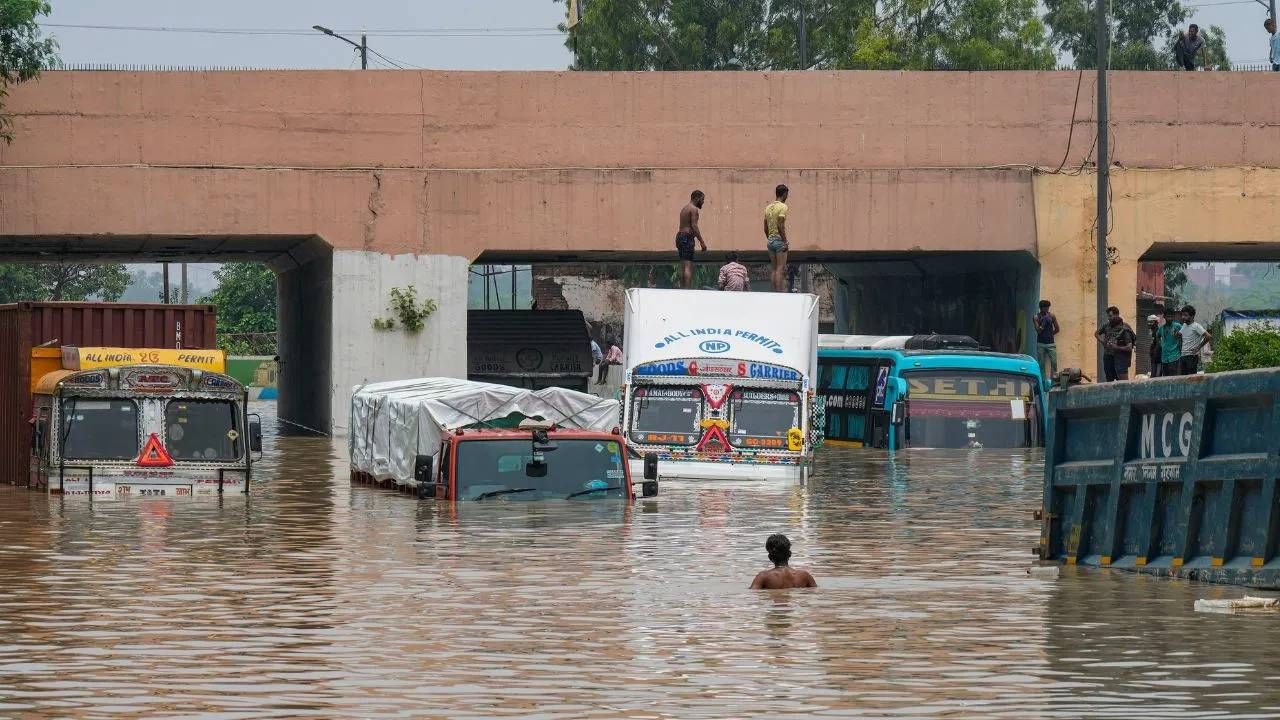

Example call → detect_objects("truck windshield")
165 400 242 461
729 390 800 450
904 370 1041 449
629 386 701 445
61 398 139 460
456 438 628 501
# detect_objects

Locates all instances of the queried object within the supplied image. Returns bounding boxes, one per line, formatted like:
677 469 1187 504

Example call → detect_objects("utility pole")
1096 0 1110 380
313 25 368 69
162 263 171 304
797 0 809 69
1261 0 1278 27
180 263 188 304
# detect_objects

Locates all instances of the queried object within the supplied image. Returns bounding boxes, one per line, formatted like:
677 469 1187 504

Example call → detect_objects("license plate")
115 484 192 498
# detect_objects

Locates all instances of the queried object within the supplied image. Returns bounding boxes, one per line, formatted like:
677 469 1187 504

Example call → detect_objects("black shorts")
1179 355 1201 375
675 232 696 261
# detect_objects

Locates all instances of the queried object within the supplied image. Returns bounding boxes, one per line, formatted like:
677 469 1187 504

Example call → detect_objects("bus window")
630 387 701 445
728 390 799 450
818 360 887 446
903 371 1042 449
61 398 139 460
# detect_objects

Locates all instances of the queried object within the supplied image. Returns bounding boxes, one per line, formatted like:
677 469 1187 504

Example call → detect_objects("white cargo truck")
621 288 820 481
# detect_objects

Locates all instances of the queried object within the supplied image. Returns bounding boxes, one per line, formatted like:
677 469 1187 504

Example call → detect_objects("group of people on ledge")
676 184 792 292
1034 300 1212 383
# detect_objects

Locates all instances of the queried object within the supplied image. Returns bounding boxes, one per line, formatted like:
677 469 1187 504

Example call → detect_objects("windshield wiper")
565 486 623 499
472 487 539 501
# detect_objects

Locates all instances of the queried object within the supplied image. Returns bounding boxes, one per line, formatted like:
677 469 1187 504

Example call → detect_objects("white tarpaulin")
349 378 621 486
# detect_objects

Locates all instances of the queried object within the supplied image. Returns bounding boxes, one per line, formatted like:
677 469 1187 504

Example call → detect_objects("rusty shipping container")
0 302 217 487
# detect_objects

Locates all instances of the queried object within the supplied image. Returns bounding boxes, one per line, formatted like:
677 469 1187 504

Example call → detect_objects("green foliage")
201 263 277 355
373 287 437 334
556 0 1054 71
1 0 59 143
0 263 129 302
1042 0 1209 70
1164 261 1189 306
1207 324 1280 373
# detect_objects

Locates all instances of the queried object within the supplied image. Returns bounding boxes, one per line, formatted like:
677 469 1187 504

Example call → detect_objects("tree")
201 263 277 355
557 0 1054 71
1 0 59 143
0 263 129 303
1207 324 1280 372
1041 0 1230 71
1164 261 1189 306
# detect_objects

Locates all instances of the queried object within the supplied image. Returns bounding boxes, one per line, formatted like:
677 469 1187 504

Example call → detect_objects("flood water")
1 405 1279 719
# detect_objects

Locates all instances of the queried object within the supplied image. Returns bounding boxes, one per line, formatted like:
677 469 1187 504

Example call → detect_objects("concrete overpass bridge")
3 70 1280 433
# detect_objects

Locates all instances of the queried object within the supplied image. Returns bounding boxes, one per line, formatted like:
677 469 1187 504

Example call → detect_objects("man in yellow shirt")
763 184 789 292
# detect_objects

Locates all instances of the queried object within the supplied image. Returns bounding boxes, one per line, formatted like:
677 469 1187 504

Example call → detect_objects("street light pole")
1096 0 1110 381
313 25 368 69
798 0 809 69
1257 0 1277 26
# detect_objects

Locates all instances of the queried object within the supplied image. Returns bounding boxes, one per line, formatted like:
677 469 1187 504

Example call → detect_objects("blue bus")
817 335 1048 450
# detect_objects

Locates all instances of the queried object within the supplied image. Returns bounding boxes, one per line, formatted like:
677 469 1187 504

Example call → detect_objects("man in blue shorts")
676 190 708 289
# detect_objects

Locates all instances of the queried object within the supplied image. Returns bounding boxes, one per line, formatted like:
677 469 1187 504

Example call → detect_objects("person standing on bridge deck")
764 184 790 292
1267 18 1280 71
1034 300 1060 381
1176 305 1212 375
677 191 709 289
1157 306 1183 378
1095 306 1136 382
1174 24 1205 70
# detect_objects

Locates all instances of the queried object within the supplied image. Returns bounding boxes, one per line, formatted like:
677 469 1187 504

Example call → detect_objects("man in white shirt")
1176 305 1212 375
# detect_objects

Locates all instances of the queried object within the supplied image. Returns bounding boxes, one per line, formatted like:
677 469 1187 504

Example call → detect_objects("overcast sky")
40 1 1274 71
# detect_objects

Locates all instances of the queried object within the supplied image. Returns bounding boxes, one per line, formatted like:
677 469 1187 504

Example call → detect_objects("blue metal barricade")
1040 370 1280 588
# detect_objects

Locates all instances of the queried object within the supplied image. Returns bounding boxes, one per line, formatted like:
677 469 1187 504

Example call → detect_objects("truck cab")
414 425 659 502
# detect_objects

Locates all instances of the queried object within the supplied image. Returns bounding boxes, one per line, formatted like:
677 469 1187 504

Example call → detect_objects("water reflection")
0 409 1276 717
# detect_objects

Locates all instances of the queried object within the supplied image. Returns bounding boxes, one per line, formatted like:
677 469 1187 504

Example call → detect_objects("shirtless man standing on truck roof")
750 534 817 589
676 190 708 289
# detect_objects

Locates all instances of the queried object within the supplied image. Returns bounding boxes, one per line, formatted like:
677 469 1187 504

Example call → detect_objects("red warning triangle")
695 424 732 455
136 433 174 467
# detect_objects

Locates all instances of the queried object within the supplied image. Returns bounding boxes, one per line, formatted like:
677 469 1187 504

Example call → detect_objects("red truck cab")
413 425 659 502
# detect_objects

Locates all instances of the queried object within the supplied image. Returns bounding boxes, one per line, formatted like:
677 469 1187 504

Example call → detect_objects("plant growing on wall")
372 287 437 333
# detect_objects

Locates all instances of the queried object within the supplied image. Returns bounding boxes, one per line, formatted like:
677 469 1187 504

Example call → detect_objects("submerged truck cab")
349 378 658 502
29 347 261 496
415 426 658 502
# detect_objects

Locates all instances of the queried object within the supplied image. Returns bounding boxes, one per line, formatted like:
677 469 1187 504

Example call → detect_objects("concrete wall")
7 71 1280 394
330 251 468 434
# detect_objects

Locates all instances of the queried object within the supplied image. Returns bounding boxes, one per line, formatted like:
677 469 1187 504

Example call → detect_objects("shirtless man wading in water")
750 534 817 589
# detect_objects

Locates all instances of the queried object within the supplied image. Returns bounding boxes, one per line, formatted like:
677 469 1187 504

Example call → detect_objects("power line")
41 23 562 37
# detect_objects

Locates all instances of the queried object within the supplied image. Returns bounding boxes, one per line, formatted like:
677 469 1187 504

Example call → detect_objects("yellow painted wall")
1036 167 1280 375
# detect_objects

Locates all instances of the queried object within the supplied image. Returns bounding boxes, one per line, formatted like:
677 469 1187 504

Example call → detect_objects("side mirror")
891 401 906 426
642 480 659 497
414 455 434 487
643 452 658 480
248 417 263 453
32 419 46 452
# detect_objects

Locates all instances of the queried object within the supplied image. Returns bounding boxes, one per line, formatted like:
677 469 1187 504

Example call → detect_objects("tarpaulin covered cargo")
0 302 217 486
349 378 621 486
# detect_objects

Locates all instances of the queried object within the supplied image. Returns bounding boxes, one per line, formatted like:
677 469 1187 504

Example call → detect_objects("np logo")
699 340 731 354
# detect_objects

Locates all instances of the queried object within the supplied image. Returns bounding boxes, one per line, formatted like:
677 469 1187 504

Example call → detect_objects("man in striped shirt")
717 252 750 291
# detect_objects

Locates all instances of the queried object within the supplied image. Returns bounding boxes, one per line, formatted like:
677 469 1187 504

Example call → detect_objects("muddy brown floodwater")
1 403 1279 719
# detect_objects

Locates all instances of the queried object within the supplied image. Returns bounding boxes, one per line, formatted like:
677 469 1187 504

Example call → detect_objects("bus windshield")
455 438 628 501
904 370 1042 449
61 398 139 460
729 390 800 450
629 387 701 445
